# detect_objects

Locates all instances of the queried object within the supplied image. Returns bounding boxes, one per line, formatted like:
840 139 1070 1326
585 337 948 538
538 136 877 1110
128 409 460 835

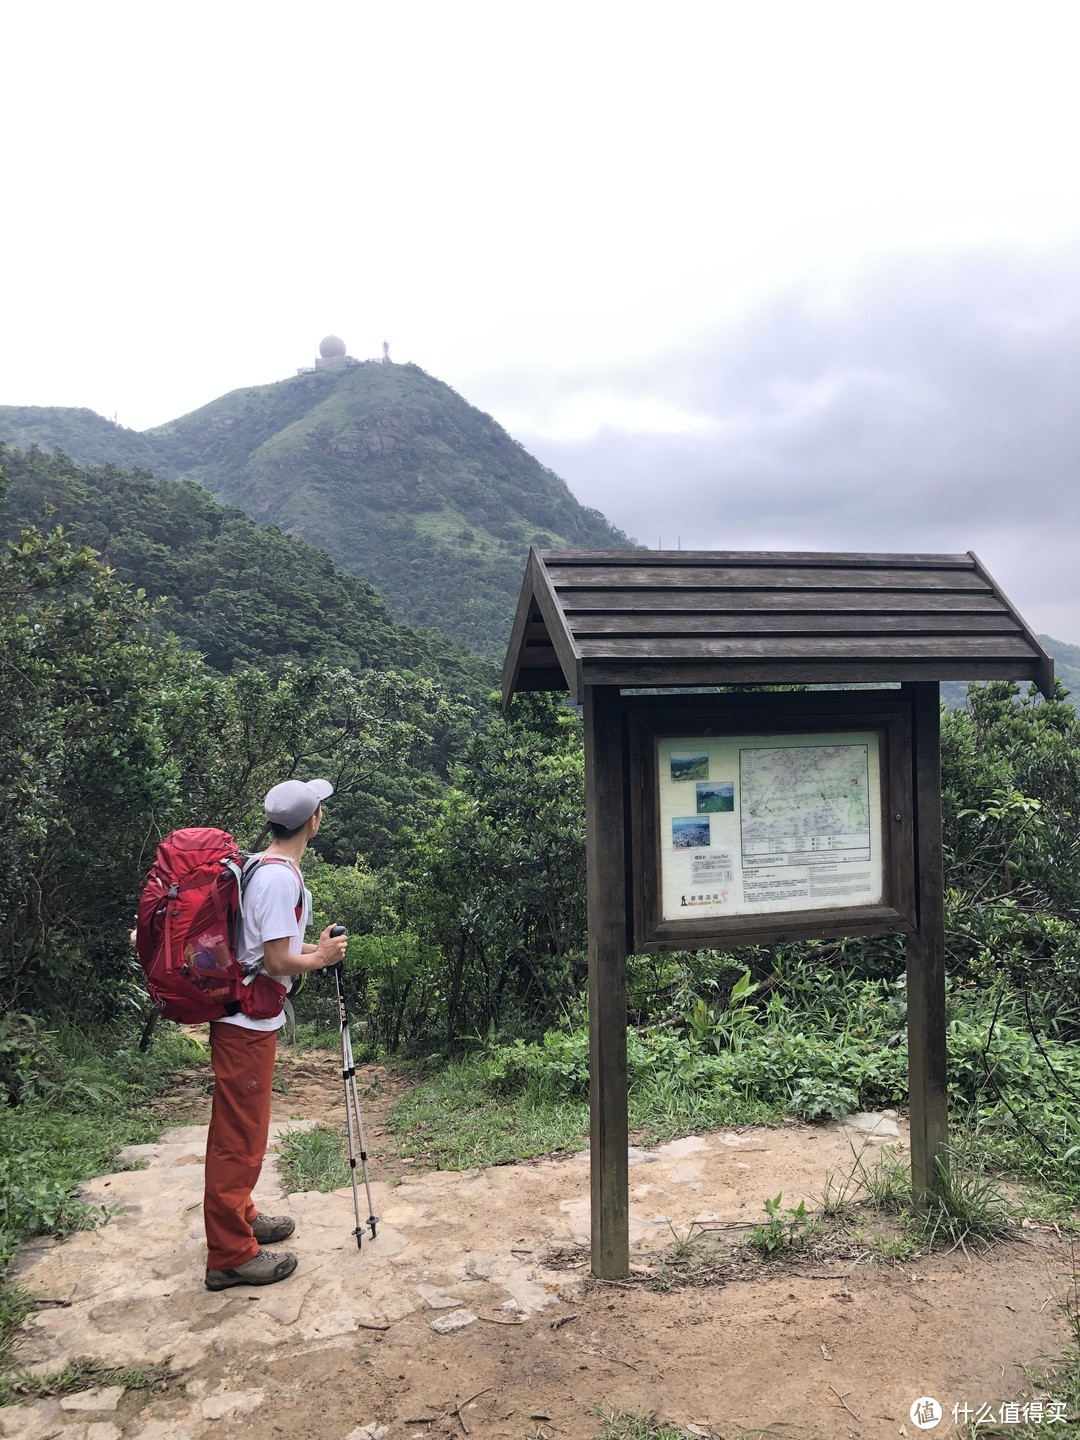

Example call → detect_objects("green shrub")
0 1155 102 1269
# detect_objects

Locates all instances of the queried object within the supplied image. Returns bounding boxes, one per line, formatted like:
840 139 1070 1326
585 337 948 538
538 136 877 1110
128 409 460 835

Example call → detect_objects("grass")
591 1409 701 1439
821 1142 1016 1256
820 1142 910 1219
385 1051 782 1171
0 1288 28 1378
276 1124 351 1193
917 1158 1014 1254
387 1061 590 1168
0 1359 175 1407
0 1359 173 1405
0 1022 206 1263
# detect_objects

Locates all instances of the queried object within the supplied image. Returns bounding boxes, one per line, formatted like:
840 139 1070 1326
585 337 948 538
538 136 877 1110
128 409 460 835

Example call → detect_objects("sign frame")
627 690 917 952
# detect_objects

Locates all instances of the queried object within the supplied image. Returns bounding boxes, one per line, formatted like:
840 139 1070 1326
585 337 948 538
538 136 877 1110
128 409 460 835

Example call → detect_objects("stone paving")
2 1115 906 1439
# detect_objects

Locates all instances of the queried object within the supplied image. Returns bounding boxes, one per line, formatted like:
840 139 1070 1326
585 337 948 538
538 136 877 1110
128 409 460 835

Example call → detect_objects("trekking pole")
328 926 378 1248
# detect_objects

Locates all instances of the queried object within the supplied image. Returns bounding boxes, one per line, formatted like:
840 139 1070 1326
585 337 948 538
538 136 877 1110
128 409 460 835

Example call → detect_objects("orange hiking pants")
204 1022 277 1271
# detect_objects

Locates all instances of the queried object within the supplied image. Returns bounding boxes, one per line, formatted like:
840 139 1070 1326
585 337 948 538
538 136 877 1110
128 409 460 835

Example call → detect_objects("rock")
431 1308 477 1334
60 1388 125 1414
659 1136 709 1159
627 1146 661 1165
503 1279 556 1313
88 1298 162 1332
464 1251 506 1281
201 1390 265 1420
255 1281 310 1325
838 1111 901 1138
301 1310 366 1341
86 1426 122 1440
115 1144 160 1166
345 1427 389 1440
416 1284 460 1310
0 1403 61 1440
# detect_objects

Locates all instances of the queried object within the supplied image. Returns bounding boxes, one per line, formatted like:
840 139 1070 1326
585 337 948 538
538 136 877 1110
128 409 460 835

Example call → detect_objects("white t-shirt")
216 855 312 1033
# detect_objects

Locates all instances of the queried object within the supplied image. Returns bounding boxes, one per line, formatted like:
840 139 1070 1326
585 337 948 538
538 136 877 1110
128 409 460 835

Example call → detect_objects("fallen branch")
448 1385 492 1435
584 1348 638 1371
829 1384 861 1421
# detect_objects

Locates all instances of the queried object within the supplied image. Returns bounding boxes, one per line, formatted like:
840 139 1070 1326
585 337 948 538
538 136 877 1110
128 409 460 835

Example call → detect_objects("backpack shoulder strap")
241 853 304 922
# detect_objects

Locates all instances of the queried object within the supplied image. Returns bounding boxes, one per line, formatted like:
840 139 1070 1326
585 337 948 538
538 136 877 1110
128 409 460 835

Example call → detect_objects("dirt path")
4 1049 1076 1440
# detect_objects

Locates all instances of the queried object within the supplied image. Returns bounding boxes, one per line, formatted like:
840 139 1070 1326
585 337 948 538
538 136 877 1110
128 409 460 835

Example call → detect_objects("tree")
0 528 197 1015
399 694 587 1043
941 681 1080 1018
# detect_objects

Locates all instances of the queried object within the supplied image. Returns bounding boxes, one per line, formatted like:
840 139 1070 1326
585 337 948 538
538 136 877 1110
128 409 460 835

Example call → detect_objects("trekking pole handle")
327 924 347 974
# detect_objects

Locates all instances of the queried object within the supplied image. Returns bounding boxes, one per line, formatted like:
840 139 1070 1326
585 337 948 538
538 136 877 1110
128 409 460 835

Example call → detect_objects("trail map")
740 744 871 868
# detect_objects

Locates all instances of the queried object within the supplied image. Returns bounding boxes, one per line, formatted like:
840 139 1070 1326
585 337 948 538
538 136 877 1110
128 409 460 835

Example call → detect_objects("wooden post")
583 685 630 1278
904 681 949 1205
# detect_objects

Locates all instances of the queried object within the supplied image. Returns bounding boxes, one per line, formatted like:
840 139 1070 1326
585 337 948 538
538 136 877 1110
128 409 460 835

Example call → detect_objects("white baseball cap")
263 778 334 828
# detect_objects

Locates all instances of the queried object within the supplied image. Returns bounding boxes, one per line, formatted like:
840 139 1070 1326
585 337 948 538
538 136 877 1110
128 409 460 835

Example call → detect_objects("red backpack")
135 828 302 1024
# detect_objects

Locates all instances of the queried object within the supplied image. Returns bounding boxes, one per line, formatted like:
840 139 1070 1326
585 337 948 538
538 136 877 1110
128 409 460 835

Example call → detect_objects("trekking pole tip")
353 1227 364 1250
368 1215 379 1239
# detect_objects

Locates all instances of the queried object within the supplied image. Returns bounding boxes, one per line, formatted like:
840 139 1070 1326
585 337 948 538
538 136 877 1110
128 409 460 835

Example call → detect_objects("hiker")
203 778 348 1291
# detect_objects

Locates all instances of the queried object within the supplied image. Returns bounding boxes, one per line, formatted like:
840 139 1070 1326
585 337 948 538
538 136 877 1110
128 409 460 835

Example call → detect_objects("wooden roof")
502 549 1054 705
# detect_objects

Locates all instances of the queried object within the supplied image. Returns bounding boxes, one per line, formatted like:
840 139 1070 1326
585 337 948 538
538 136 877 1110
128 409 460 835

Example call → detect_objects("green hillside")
0 442 492 695
1042 634 1080 700
1 363 634 658
0 406 169 472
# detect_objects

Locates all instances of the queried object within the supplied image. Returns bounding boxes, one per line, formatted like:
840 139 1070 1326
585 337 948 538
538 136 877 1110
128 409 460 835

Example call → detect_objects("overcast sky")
3 1 1078 642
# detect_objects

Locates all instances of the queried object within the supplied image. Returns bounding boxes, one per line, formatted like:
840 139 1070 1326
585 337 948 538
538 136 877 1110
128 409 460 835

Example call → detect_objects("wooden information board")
626 691 916 951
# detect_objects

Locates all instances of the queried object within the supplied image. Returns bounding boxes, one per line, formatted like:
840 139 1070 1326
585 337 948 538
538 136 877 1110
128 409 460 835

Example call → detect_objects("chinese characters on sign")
657 733 885 923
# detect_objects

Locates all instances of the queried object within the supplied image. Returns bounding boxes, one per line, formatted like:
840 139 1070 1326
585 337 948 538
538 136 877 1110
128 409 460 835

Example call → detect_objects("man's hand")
314 924 348 969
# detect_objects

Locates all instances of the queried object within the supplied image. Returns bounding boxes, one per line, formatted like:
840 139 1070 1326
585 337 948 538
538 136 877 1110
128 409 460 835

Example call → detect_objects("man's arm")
260 926 347 977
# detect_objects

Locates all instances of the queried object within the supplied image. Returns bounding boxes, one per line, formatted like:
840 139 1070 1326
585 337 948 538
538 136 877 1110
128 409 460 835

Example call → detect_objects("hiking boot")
252 1212 295 1244
205 1248 298 1291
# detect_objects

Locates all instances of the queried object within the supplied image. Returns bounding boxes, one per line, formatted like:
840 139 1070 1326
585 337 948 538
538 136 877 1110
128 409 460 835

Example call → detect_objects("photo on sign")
673 817 711 849
695 781 734 813
670 751 709 782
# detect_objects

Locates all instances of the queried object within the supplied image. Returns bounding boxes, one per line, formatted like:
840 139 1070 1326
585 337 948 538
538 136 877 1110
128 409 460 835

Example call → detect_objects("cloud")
496 242 1080 644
